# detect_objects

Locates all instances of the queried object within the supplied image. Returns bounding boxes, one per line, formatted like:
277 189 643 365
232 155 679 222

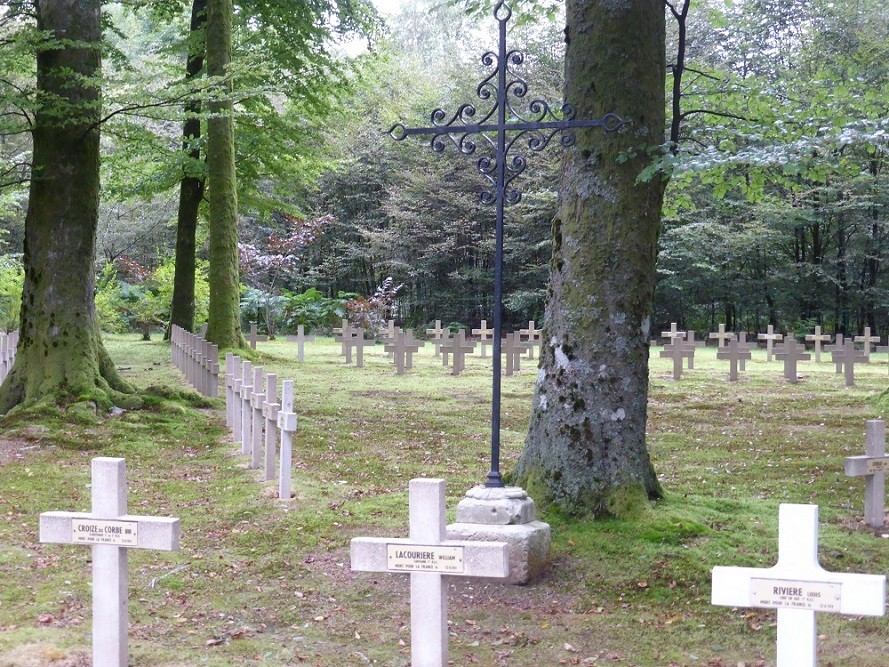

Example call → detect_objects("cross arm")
351 537 508 578
845 455 889 476
40 512 180 551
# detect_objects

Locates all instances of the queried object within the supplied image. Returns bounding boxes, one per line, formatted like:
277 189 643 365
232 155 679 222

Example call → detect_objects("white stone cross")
277 379 297 500
425 320 447 357
660 322 686 344
384 329 425 374
472 319 494 358
334 320 357 364
681 330 706 370
250 365 265 469
711 503 885 667
845 420 887 528
758 325 783 362
351 478 508 667
39 458 180 667
708 323 734 348
286 325 316 362
831 338 868 387
224 352 235 431
716 338 751 381
774 337 811 384
239 360 253 456
518 320 542 359
501 331 531 376
659 338 691 380
805 325 831 363
248 323 269 349
351 328 376 368
854 327 882 363
440 329 476 376
230 355 243 444
262 373 279 482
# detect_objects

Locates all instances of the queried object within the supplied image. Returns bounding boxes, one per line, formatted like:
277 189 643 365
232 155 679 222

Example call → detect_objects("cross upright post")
425 320 447 357
774 337 810 384
805 325 831 363
387 0 623 487
854 327 881 363
681 330 706 369
758 325 783 362
845 420 888 527
286 325 316 363
472 319 494 358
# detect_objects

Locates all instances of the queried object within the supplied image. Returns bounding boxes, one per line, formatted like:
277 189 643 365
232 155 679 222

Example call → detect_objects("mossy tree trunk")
513 0 666 517
168 0 208 338
0 0 132 414
205 0 243 349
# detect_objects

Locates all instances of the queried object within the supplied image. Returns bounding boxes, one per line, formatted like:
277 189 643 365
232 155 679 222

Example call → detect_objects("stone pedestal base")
446 486 550 585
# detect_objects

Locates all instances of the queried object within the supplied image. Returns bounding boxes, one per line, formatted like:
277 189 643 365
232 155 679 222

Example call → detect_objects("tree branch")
678 109 750 123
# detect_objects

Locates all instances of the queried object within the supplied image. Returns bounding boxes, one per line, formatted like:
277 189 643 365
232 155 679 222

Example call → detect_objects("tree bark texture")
514 0 666 516
205 0 243 348
168 0 208 337
0 0 132 413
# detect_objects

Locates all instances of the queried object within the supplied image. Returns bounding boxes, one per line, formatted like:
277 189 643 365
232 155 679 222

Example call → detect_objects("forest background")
0 0 886 340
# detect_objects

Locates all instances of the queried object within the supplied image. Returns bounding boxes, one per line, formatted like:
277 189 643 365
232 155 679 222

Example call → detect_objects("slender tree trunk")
514 0 665 517
205 0 243 348
168 0 208 338
0 0 133 414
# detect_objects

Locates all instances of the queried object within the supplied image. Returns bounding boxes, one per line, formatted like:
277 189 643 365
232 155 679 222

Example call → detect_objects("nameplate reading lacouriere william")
750 578 842 612
71 519 139 546
386 544 464 574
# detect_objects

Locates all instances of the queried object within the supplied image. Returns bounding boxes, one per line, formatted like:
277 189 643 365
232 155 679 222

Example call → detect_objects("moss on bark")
513 0 666 517
0 0 135 415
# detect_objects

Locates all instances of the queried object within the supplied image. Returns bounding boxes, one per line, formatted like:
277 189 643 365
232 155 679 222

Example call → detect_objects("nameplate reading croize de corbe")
386 544 464 574
750 578 842 612
72 519 139 546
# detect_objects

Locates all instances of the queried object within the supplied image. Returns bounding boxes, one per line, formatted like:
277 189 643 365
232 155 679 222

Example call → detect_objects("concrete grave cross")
239 360 254 457
472 319 494 358
351 478 508 667
736 331 754 371
708 323 735 348
286 325 316 363
831 338 868 387
660 322 686 344
277 379 297 500
682 330 706 370
805 325 831 363
716 338 752 382
758 324 783 362
824 333 846 372
711 504 885 667
501 331 531 376
854 327 882 363
248 323 269 350
40 458 180 667
440 330 476 376
425 320 447 357
262 373 279 482
845 420 888 528
351 328 376 368
334 320 357 364
659 338 692 380
250 365 266 469
384 329 424 375
225 352 236 431
774 337 811 384
518 320 542 359
229 355 243 443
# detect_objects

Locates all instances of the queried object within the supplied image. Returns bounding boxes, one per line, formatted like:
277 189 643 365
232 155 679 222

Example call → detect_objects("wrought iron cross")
388 0 625 488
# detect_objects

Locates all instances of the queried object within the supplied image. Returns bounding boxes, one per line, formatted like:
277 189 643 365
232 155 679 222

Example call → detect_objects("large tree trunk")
205 0 243 348
513 0 665 517
167 0 208 338
0 0 132 414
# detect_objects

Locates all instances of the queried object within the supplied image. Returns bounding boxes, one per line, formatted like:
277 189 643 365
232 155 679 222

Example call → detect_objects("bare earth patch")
0 644 90 667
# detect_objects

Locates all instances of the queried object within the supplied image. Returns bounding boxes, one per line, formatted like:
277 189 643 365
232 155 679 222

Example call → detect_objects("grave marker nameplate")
758 325 783 362
805 325 831 363
472 320 494 358
711 504 885 667
845 420 887 528
351 478 508 667
39 458 180 667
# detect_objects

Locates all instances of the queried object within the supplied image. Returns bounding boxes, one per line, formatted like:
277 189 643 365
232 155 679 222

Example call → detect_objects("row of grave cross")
0 329 17 384
658 323 887 385
170 325 219 397
37 419 888 667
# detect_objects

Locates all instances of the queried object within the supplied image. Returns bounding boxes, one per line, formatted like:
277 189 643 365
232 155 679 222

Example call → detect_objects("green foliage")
0 254 23 331
280 288 348 332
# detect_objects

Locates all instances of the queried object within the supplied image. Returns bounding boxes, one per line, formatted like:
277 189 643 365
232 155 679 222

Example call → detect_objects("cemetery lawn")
1 335 887 667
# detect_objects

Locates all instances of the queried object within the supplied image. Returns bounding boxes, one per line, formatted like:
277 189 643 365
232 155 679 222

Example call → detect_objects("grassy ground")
0 334 887 666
